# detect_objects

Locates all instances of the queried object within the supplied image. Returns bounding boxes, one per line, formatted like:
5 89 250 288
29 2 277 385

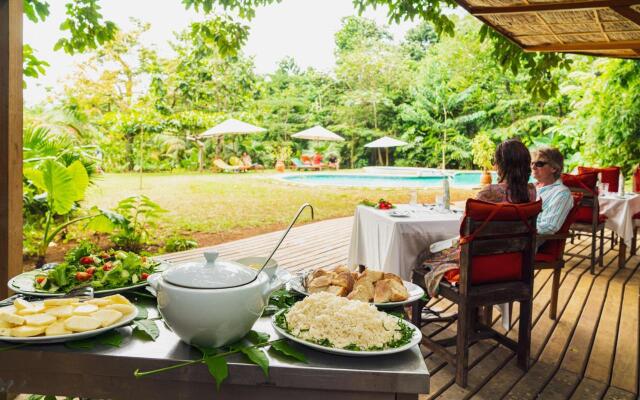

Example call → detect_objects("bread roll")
331 272 355 291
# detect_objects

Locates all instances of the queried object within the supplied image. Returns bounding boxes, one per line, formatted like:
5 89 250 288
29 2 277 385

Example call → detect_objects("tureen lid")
163 251 257 289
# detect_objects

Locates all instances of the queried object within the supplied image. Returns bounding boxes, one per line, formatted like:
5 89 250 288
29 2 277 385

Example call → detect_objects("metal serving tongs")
244 203 314 287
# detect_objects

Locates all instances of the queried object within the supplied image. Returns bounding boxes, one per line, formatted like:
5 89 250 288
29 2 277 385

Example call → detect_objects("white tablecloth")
347 204 462 280
599 193 640 246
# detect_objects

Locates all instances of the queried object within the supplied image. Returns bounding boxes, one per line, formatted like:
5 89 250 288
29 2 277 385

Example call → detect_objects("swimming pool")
280 172 498 188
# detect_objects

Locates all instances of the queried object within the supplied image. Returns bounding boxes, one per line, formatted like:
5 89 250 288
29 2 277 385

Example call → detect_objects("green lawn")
83 171 477 247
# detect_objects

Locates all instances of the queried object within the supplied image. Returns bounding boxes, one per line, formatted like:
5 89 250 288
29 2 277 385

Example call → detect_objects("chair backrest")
300 154 312 164
562 172 600 224
457 199 542 292
633 166 640 193
537 193 583 260
312 154 323 165
578 166 621 192
291 158 303 167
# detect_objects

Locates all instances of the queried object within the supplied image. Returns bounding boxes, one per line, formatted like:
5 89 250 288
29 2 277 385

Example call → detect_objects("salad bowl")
148 251 283 348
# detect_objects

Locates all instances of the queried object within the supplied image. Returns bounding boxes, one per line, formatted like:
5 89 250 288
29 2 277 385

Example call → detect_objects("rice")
284 292 402 349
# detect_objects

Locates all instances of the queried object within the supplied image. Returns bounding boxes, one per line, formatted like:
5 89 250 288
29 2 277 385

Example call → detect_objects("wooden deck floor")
157 217 640 400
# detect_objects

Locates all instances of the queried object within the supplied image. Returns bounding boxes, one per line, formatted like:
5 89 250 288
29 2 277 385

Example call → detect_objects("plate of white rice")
272 292 421 356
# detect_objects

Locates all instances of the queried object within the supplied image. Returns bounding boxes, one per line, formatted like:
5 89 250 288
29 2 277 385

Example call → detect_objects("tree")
352 0 572 100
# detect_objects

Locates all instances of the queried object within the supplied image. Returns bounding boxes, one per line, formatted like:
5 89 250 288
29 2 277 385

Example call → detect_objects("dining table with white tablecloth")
598 192 640 267
347 203 512 330
347 204 463 281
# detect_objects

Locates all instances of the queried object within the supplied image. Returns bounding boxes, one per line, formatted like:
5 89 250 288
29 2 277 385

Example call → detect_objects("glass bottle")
442 177 450 210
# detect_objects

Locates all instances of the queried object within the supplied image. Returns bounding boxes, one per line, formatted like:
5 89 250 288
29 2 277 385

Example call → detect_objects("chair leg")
411 299 425 327
599 227 605 267
631 227 637 256
517 298 532 371
590 228 597 274
455 301 472 388
549 268 561 320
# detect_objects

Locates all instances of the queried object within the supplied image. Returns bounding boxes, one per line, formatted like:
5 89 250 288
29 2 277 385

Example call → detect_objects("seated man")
531 146 574 236
327 153 339 169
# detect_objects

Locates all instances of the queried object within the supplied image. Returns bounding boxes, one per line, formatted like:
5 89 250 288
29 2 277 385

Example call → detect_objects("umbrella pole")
386 148 389 166
377 148 382 166
139 128 144 190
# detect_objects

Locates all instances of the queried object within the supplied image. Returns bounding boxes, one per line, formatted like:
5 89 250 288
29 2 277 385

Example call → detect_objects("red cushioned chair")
412 199 541 388
535 193 582 320
562 172 606 274
632 166 640 255
578 166 621 193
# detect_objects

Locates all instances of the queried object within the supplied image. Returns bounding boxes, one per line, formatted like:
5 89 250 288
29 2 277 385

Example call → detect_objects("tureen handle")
204 251 219 266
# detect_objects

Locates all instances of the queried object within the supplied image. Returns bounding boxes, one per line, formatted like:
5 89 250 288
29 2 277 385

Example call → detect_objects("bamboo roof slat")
455 0 640 58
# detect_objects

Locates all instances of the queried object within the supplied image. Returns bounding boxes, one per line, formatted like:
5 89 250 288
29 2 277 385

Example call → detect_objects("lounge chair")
214 159 243 173
291 158 321 171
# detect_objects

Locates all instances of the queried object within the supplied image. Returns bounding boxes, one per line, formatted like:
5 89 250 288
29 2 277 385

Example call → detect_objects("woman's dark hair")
494 139 532 204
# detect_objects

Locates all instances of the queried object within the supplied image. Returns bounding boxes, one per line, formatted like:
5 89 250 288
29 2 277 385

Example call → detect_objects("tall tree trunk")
373 101 378 130
125 134 135 171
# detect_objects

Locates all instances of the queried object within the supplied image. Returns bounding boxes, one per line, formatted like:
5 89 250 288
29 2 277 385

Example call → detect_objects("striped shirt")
536 179 574 235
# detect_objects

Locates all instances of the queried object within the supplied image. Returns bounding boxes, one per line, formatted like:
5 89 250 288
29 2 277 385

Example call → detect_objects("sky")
23 0 424 105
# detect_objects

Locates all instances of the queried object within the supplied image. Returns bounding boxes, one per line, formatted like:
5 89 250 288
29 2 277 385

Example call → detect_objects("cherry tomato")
35 276 46 284
102 262 113 271
79 256 94 265
86 267 96 275
141 272 149 280
75 271 91 281
99 252 111 260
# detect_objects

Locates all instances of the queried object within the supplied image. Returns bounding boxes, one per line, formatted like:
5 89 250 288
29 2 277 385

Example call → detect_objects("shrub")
164 236 198 253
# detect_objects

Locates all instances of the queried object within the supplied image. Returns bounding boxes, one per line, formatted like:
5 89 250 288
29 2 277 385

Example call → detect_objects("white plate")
288 275 425 309
7 262 171 298
272 313 421 357
389 211 410 218
0 301 138 344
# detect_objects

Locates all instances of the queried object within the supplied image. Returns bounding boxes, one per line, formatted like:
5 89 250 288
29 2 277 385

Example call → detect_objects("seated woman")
420 139 536 297
312 152 325 166
241 152 263 170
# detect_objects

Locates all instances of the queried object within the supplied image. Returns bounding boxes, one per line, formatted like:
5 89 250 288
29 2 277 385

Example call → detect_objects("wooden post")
0 0 23 300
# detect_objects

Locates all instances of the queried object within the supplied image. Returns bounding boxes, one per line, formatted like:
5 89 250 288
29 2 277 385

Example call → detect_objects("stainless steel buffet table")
0 297 430 400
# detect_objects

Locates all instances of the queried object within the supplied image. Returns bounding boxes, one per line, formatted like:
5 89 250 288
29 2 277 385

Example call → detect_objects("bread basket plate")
0 301 138 344
288 274 424 309
272 313 421 357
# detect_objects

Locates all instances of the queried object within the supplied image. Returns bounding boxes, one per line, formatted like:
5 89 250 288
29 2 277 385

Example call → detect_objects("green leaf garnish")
240 347 269 377
245 330 270 344
132 319 159 341
270 340 307 363
97 330 123 347
204 355 229 390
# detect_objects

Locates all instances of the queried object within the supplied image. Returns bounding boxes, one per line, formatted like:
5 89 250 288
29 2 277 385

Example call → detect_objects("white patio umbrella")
364 136 407 166
196 118 266 171
198 118 266 138
292 125 345 142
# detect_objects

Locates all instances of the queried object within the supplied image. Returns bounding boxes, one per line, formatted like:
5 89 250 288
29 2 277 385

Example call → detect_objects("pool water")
281 172 498 188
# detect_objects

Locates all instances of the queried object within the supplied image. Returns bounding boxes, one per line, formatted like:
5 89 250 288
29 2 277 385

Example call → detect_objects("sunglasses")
531 161 549 168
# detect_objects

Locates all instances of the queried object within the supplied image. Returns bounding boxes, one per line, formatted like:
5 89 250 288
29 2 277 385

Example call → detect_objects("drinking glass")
409 189 418 205
435 195 444 210
602 182 609 195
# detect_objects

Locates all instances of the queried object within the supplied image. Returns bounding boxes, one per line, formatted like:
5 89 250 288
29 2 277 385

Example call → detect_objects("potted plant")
471 131 494 186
